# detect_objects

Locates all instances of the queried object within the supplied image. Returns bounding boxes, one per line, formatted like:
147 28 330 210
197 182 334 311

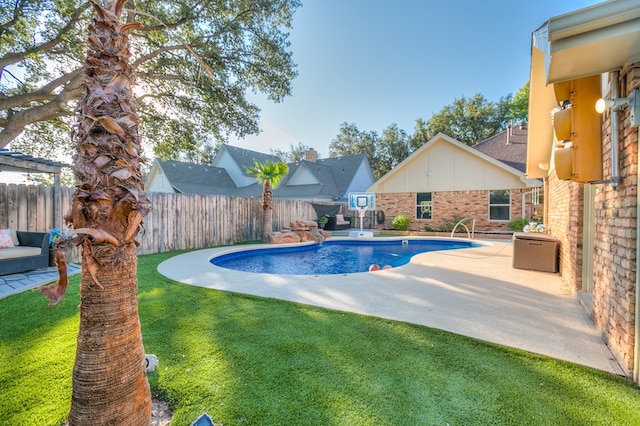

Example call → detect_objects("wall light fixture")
595 89 640 127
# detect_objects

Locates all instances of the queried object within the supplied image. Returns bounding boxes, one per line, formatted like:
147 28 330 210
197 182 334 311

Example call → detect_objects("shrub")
509 218 529 232
392 215 410 231
439 215 466 233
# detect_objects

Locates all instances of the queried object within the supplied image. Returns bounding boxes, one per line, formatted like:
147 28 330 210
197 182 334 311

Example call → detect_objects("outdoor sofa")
325 214 352 231
0 231 50 275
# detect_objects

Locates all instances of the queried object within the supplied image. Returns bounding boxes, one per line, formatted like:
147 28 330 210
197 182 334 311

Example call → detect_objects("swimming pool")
210 238 480 275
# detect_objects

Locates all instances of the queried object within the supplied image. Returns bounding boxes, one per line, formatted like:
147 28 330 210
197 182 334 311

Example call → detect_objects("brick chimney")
305 148 318 162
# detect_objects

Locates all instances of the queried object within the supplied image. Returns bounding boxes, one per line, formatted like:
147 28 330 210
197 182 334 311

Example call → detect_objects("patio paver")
0 264 81 299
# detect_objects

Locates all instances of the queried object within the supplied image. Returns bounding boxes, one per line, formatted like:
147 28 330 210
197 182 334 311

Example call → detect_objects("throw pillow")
336 214 344 222
0 229 15 249
10 229 19 246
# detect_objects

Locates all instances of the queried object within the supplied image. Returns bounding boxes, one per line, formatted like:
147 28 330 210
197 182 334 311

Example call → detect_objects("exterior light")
595 89 640 127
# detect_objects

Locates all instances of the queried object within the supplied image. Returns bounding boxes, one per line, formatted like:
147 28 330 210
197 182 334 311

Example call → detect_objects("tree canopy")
327 82 529 179
411 92 514 147
328 122 410 180
0 0 301 160
270 141 310 163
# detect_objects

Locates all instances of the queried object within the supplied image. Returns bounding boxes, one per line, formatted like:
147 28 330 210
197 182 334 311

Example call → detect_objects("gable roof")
317 154 370 196
218 144 281 177
277 154 369 200
472 123 528 172
156 159 237 195
368 133 535 192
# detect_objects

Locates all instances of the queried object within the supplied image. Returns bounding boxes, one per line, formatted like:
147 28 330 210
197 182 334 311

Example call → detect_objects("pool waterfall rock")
268 220 330 244
268 231 300 244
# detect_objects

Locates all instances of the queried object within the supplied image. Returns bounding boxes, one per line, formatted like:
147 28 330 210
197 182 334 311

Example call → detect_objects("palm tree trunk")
69 243 150 424
262 180 273 241
67 0 151 423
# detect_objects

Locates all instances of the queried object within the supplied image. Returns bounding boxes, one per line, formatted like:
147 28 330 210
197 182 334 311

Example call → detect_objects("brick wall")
375 188 534 232
591 64 639 373
549 64 639 375
547 177 584 290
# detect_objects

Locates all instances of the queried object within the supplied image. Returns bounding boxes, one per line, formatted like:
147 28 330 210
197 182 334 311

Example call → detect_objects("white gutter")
548 0 640 41
542 0 640 84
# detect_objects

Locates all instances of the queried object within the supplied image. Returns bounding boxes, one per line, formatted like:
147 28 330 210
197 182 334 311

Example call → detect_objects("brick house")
367 131 542 232
527 0 640 381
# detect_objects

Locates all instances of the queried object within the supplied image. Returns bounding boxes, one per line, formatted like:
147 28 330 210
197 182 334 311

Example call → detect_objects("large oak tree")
0 0 300 159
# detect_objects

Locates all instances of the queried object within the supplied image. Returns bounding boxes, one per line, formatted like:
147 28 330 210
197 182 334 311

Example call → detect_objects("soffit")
542 0 640 83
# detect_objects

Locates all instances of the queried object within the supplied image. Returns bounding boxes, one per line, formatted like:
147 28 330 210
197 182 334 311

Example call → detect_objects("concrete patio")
158 238 625 377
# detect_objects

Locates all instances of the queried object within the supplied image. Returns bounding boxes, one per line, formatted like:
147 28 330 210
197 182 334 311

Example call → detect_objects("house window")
489 190 510 221
416 193 432 220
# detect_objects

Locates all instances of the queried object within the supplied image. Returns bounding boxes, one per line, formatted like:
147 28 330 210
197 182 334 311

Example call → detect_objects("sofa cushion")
0 229 15 248
0 246 41 260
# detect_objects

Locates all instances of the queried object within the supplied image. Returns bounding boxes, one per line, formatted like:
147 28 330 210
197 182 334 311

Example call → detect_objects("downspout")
611 71 622 188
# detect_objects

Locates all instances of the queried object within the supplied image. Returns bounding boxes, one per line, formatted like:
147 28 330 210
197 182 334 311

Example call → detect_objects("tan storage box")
513 232 559 273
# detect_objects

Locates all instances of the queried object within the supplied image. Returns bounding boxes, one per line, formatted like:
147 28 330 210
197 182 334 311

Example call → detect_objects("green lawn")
1 250 639 425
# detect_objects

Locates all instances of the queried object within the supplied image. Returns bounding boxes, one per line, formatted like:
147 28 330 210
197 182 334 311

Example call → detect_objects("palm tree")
49 0 151 423
246 160 289 241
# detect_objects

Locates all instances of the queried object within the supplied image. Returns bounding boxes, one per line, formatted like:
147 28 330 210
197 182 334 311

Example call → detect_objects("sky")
231 0 603 158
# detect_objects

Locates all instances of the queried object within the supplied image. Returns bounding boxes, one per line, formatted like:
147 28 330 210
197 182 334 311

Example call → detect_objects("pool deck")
158 238 625 376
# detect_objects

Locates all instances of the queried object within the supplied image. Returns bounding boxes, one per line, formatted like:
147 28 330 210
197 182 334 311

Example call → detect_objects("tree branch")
0 68 83 111
136 72 195 86
0 73 82 148
0 0 26 37
0 2 90 70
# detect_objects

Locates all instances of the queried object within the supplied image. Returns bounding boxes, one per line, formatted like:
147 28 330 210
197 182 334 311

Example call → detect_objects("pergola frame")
0 148 69 229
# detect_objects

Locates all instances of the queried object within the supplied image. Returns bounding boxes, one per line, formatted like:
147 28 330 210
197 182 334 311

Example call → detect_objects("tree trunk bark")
262 181 273 241
66 0 151 423
68 242 150 424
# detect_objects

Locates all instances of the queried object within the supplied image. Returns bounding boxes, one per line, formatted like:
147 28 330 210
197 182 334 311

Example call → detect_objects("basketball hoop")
348 192 376 232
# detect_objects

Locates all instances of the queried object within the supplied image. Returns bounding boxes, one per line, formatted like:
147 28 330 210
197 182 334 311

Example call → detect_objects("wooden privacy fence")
0 183 317 255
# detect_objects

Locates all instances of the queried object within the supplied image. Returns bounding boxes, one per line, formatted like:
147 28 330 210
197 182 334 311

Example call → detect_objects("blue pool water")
210 239 479 275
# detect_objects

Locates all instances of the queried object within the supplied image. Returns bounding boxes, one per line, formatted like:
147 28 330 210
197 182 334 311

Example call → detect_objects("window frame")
488 189 511 222
416 192 432 220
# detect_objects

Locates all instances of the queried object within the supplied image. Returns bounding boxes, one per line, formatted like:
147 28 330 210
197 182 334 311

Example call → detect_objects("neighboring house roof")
277 154 371 200
473 123 528 173
146 148 375 201
152 159 237 195
218 144 280 178
368 132 539 193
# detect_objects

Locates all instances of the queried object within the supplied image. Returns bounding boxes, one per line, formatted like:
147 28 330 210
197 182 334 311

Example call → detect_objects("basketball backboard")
348 192 375 211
